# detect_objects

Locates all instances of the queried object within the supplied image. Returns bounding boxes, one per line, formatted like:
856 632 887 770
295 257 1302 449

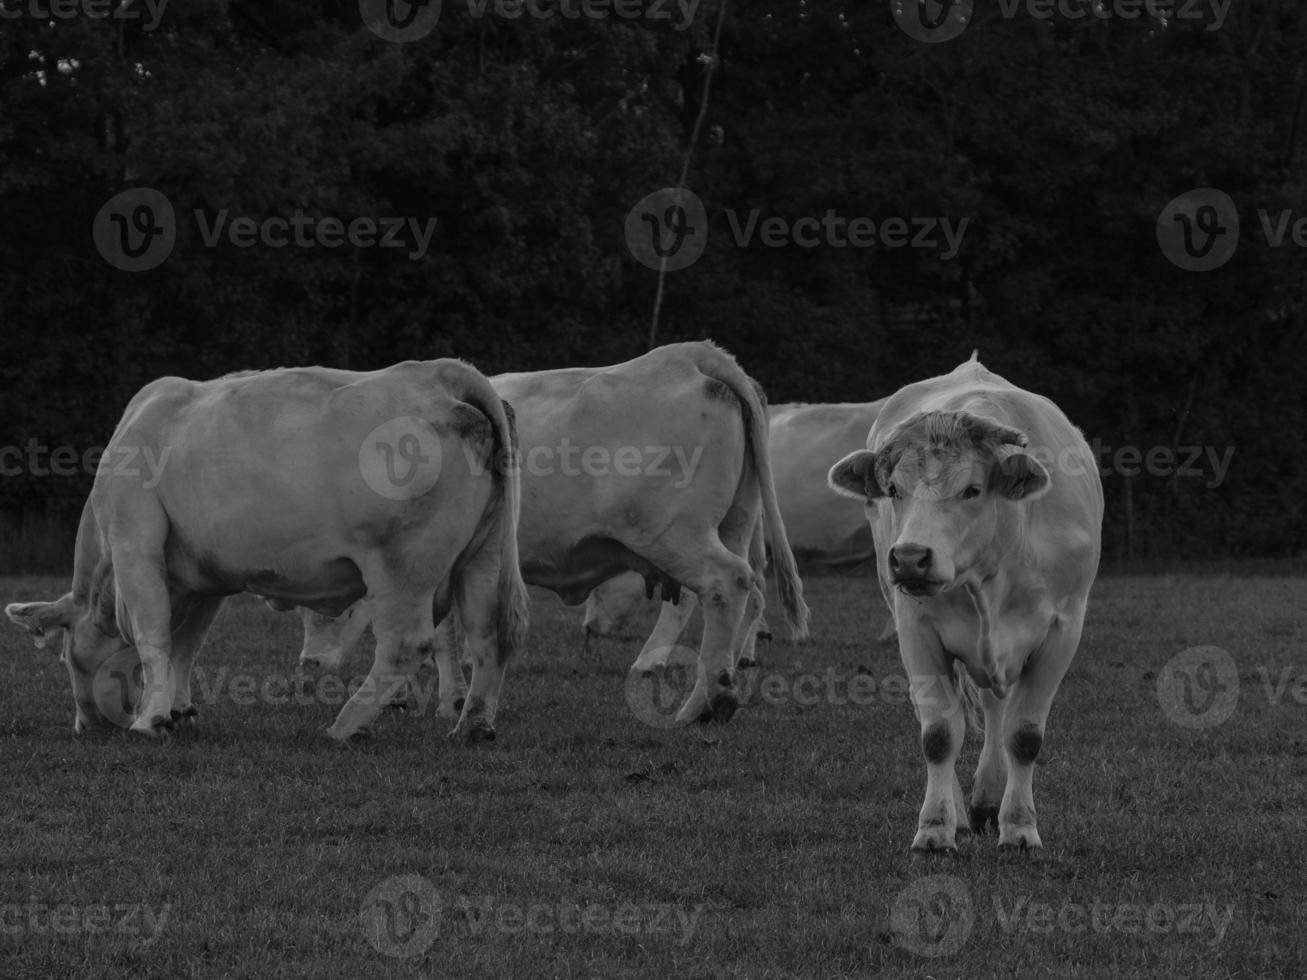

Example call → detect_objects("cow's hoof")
911 830 958 856
969 803 1000 834
131 712 173 737
169 706 199 726
998 829 1043 855
697 692 738 725
736 657 758 670
756 629 773 642
453 697 466 712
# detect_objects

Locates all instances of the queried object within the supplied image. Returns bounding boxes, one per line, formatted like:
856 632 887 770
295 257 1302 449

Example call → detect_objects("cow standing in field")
828 356 1103 853
582 400 886 664
5 361 528 742
293 341 810 726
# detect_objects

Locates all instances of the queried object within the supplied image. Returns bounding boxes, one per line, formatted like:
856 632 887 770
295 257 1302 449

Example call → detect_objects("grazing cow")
828 355 1102 853
5 361 528 742
293 341 810 725
583 399 887 660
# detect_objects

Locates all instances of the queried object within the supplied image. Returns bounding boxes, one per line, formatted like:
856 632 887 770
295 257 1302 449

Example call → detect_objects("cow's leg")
996 608 1085 851
448 549 512 742
167 597 223 726
898 613 966 854
734 582 765 668
969 688 1008 833
671 542 753 726
327 590 435 740
630 594 698 672
432 615 467 719
736 519 768 666
107 530 177 735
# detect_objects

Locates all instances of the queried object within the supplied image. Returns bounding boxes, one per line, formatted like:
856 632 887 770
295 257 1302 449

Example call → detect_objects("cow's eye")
961 485 981 500
886 484 898 499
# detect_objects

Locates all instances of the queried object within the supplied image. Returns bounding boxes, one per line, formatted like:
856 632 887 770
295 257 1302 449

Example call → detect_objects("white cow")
293 342 810 725
583 400 886 662
828 355 1102 853
5 361 528 742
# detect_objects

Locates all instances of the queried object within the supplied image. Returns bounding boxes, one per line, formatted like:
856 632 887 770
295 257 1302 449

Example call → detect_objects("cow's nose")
889 544 932 579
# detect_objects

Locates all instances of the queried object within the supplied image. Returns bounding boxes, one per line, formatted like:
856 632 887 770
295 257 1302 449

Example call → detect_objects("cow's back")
769 402 883 562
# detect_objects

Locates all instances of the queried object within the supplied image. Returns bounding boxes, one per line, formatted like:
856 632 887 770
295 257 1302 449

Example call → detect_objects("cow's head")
828 410 1051 597
297 601 370 671
5 582 142 732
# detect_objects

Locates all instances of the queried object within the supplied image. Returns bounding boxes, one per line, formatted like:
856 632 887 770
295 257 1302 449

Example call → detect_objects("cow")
5 361 529 742
582 399 887 661
291 341 811 726
828 355 1102 853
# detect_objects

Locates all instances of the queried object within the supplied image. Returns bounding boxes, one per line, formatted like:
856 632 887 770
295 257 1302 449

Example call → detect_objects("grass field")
1 570 1305 979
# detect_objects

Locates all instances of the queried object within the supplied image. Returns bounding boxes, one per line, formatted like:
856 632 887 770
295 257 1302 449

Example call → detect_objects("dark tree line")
2 0 1305 570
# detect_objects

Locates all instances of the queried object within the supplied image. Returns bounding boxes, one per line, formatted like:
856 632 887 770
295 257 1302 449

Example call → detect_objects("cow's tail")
440 360 530 665
953 660 983 735
694 344 810 640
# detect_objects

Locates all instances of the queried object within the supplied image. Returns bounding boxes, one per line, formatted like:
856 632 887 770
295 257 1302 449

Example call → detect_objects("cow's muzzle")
889 543 946 597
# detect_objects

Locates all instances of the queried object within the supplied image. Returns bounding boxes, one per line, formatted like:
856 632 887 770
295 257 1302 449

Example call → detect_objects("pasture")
1 570 1304 979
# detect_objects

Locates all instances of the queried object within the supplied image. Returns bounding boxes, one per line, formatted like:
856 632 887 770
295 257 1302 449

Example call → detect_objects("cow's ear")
5 599 72 651
992 449 1051 500
829 450 884 500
